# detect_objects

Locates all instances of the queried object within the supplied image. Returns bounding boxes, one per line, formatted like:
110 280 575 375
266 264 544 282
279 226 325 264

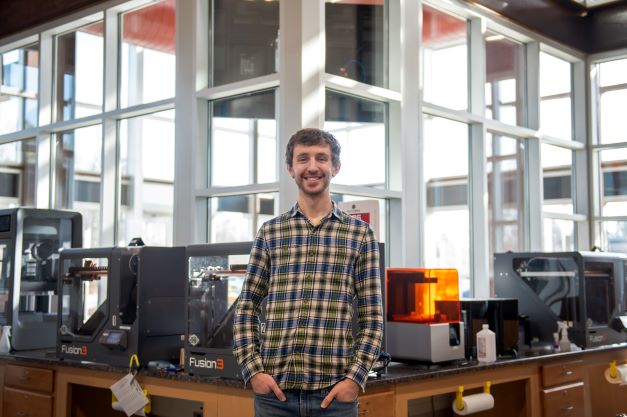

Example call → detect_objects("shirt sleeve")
233 225 271 383
344 226 384 390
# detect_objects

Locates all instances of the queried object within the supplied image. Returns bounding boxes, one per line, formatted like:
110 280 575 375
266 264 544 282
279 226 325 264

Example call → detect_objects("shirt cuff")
345 362 370 391
241 355 265 383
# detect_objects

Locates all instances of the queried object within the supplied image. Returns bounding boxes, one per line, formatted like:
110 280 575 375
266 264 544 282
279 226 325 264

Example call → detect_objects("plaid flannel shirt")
233 203 383 391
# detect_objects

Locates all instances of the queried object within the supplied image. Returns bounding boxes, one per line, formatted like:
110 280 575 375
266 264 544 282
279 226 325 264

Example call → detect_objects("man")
233 128 383 417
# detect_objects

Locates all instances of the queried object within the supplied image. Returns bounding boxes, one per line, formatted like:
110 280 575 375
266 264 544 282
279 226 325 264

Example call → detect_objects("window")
423 115 470 296
210 91 277 187
540 52 572 139
120 0 176 108
54 125 103 247
597 58 627 145
209 193 277 242
326 0 386 87
118 110 175 246
422 6 467 110
56 22 104 121
211 0 279 86
324 91 386 188
0 139 36 208
488 134 524 256
0 44 39 134
485 32 523 126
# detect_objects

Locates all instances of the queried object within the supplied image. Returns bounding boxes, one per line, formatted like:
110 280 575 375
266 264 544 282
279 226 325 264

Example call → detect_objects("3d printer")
494 251 627 349
386 268 465 363
185 242 253 378
56 244 186 367
0 208 82 351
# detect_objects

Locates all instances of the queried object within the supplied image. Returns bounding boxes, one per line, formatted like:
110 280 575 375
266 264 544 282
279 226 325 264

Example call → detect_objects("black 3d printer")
0 208 82 351
185 242 253 378
495 251 627 349
57 242 186 367
185 242 387 378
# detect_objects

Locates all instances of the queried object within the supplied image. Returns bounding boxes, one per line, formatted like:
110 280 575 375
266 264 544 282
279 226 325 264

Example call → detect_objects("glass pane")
56 22 104 121
600 221 627 253
540 52 572 140
423 116 470 296
0 139 36 208
488 134 523 257
54 125 102 247
326 0 385 87
599 58 627 87
599 89 627 145
485 32 523 125
118 110 175 246
120 0 176 108
543 218 575 251
0 44 39 134
324 91 386 188
423 5 467 110
600 148 627 217
211 0 279 86
542 144 573 214
211 91 277 187
332 194 387 243
209 193 278 243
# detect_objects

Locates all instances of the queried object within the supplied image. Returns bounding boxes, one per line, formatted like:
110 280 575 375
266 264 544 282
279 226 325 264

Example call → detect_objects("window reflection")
324 91 386 188
423 116 470 296
56 22 104 121
325 0 385 87
209 193 277 242
485 32 523 125
487 134 523 259
210 91 277 187
600 221 627 254
600 148 627 217
423 6 467 110
598 58 627 145
542 144 573 214
540 52 572 139
120 0 176 108
118 110 175 246
212 0 279 86
0 139 36 208
544 218 574 251
54 125 103 247
0 44 39 134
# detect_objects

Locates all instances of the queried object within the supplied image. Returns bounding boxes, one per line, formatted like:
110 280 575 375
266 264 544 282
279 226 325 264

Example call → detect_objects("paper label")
110 373 148 416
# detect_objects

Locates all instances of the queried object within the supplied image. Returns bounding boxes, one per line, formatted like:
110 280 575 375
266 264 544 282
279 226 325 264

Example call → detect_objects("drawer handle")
561 369 574 376
16 411 29 417
562 406 575 411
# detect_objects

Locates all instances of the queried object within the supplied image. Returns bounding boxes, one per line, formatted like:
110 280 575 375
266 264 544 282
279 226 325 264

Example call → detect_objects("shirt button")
303 300 309 306
309 250 315 256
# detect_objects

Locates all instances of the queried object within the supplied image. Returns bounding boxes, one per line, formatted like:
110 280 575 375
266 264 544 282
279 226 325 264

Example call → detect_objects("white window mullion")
572 60 589 250
101 8 119 246
36 31 54 208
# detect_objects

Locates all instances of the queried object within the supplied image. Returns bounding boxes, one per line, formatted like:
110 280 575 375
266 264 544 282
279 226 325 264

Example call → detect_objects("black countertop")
1 344 626 390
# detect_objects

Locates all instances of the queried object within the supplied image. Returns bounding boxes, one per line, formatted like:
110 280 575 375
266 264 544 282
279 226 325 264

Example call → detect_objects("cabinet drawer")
542 382 585 417
542 359 584 387
4 364 53 392
3 387 53 417
358 391 394 417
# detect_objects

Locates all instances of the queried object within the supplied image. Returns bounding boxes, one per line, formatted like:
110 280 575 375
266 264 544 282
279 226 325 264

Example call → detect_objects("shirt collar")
289 201 347 223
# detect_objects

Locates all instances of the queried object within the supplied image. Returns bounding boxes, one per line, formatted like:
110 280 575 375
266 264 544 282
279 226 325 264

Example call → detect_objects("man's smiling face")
288 143 340 197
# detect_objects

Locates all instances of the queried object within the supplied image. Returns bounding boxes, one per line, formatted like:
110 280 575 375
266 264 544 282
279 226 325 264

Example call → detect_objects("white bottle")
559 325 571 353
477 324 496 363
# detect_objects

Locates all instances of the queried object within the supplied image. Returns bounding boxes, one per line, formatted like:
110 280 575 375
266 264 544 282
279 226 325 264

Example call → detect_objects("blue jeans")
253 388 358 417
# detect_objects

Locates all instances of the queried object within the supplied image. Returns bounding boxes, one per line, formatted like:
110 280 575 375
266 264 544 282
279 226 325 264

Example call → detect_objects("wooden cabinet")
541 360 585 417
358 391 394 417
3 364 54 417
